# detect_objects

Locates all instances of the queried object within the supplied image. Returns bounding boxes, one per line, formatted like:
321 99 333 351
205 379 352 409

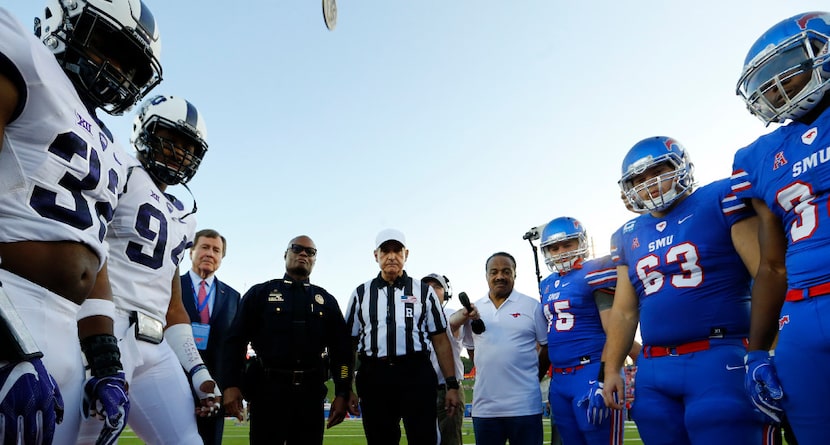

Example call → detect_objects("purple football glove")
0 359 64 445
577 380 611 426
744 350 784 424
83 372 129 445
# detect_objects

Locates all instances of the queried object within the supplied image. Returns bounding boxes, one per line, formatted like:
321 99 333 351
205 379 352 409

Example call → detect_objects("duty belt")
262 367 322 386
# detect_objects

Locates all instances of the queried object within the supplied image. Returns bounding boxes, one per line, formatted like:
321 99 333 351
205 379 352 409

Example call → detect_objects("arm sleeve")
219 285 257 389
324 292 354 397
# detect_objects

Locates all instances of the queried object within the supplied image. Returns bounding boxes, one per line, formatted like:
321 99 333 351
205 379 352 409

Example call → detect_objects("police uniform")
345 271 449 445
221 275 352 445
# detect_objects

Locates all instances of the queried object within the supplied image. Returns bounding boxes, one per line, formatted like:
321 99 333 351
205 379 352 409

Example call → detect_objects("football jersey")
610 179 753 345
0 9 135 267
541 255 616 367
107 166 196 323
732 108 830 290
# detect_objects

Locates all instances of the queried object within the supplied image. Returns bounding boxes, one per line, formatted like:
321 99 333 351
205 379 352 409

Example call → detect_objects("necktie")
198 280 210 324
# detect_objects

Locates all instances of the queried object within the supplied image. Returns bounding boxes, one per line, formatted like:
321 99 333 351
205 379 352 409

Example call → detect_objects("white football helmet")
36 0 162 115
132 95 208 185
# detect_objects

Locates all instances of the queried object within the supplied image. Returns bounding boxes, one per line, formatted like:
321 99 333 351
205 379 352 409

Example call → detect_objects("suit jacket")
181 272 241 389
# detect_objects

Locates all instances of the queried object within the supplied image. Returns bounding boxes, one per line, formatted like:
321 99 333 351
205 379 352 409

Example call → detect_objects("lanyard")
193 279 215 314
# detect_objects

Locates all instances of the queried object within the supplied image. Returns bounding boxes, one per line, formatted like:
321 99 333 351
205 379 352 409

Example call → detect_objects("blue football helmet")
540 217 589 274
737 12 830 124
37 0 162 115
618 136 694 213
132 95 208 185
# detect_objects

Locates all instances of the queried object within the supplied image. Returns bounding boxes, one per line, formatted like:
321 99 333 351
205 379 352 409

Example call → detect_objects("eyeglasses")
289 244 317 257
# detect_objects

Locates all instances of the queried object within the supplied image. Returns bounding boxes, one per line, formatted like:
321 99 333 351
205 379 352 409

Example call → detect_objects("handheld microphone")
458 292 485 334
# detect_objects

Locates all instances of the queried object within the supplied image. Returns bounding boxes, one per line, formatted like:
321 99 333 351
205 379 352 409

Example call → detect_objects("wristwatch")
445 376 460 390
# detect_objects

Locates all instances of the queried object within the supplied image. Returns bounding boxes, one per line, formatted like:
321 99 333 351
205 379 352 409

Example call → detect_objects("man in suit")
182 229 241 445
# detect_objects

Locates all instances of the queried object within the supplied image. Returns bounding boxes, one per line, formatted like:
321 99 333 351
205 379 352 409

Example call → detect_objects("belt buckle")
668 347 679 357
291 370 303 386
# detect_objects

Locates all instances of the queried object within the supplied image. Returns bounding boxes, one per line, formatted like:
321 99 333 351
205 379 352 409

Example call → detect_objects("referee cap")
375 228 406 249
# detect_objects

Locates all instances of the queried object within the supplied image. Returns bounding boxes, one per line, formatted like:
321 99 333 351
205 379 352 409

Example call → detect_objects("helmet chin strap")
179 182 198 220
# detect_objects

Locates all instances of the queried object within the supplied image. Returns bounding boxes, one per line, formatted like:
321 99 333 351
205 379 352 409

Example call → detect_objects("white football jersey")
107 166 196 323
0 8 136 267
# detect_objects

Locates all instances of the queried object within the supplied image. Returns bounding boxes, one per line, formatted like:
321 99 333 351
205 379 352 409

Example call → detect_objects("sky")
6 1 828 314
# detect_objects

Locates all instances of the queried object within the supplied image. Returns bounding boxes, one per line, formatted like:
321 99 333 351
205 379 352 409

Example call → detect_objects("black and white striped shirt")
345 271 448 358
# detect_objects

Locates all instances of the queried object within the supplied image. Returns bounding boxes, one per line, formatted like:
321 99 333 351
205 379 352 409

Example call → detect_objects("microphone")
458 292 485 334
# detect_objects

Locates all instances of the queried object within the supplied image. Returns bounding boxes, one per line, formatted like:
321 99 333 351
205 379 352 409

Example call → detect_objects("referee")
345 229 462 445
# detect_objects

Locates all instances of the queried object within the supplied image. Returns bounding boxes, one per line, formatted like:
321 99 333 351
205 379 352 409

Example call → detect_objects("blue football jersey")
732 108 830 290
610 179 753 345
541 255 616 367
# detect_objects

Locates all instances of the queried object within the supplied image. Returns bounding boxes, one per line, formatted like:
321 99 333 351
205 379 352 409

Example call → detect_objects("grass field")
118 418 646 444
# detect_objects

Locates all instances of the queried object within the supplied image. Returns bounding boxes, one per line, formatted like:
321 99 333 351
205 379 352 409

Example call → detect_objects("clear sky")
6 1 827 313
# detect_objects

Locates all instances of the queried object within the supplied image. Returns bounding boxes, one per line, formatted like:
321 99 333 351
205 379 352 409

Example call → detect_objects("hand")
195 380 222 418
578 380 611 425
83 372 129 445
327 395 348 429
222 387 244 422
601 371 624 410
0 359 64 445
744 351 784 424
444 388 462 418
189 365 222 417
347 391 360 416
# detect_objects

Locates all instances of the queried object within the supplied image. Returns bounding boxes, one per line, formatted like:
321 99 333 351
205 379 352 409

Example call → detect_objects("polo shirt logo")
510 313 521 318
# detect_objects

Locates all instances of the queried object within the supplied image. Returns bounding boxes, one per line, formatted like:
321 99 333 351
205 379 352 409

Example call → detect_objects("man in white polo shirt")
460 252 548 445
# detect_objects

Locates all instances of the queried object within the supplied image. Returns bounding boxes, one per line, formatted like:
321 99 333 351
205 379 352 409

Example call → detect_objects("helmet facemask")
48 1 161 114
136 117 206 186
739 31 830 124
620 153 693 214
542 234 589 274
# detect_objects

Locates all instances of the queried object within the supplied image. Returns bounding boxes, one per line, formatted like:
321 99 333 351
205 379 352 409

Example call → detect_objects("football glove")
83 372 129 445
0 359 64 445
578 380 611 426
744 350 784 424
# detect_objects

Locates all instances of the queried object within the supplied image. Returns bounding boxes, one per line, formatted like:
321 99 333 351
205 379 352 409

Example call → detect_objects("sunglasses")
289 244 318 257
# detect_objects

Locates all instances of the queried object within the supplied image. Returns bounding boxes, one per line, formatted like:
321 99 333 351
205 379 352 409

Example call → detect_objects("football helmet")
737 12 830 124
618 136 694 213
132 95 208 185
36 0 162 115
540 217 589 274
422 273 452 303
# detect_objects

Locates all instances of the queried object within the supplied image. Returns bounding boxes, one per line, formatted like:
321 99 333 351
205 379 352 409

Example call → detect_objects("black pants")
196 406 224 445
356 354 438 445
249 380 327 445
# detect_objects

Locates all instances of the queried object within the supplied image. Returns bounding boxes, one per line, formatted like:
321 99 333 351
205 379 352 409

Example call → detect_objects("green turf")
118 418 646 444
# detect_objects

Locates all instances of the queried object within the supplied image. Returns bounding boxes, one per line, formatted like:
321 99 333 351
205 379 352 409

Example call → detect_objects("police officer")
221 235 356 444
345 229 462 445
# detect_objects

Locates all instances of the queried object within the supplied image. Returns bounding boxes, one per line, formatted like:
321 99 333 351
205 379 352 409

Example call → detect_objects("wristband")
76 298 115 322
597 361 606 382
445 376 460 390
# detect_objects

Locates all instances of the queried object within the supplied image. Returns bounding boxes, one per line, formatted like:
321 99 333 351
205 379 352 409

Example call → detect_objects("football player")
537 216 638 445
76 94 218 444
0 0 162 443
732 11 830 444
601 137 771 444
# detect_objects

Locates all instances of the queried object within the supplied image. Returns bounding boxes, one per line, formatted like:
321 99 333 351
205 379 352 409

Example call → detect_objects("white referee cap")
375 228 406 249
